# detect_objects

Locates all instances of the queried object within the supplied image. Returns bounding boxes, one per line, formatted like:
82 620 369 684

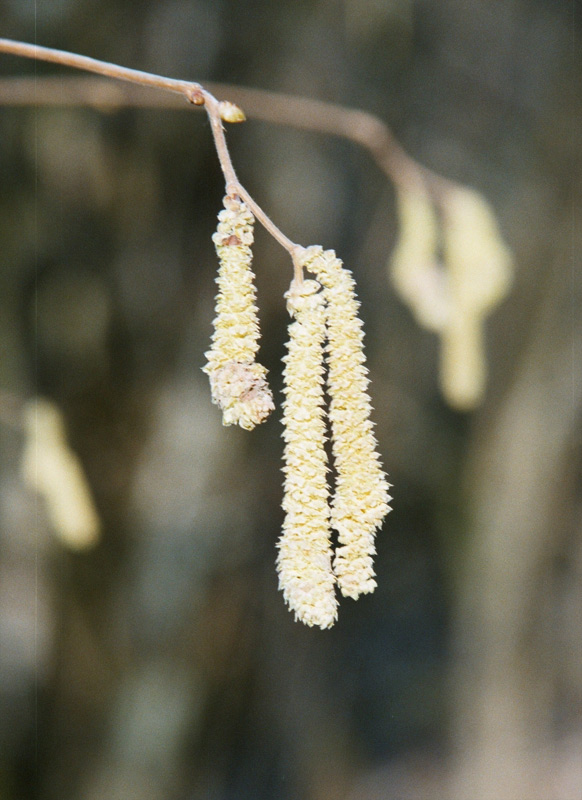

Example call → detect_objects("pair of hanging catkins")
204 194 391 628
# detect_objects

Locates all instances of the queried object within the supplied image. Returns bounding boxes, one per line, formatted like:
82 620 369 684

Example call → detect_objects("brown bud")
187 88 205 105
221 234 242 246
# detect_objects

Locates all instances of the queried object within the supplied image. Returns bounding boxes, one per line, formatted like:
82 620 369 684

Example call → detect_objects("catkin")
203 194 274 430
297 246 391 599
277 279 337 629
204 198 391 623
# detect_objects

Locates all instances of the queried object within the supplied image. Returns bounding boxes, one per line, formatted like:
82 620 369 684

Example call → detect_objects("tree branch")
0 48 453 197
0 38 299 263
0 38 204 100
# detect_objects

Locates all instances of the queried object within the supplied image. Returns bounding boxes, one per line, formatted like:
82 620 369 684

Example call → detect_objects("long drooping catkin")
203 194 274 429
204 203 391 622
297 246 391 600
277 279 337 628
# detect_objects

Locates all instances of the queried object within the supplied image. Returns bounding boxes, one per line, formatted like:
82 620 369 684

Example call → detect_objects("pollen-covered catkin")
297 246 391 600
277 279 338 629
203 194 274 429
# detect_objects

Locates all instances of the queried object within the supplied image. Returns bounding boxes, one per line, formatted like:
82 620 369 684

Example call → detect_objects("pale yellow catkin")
297 246 391 600
440 186 514 410
277 279 338 629
21 399 100 550
203 195 274 429
390 185 451 332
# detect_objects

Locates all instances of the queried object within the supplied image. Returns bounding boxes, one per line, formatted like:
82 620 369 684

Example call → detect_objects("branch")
200 90 299 262
0 38 299 264
0 39 515 410
0 49 452 197
0 38 204 100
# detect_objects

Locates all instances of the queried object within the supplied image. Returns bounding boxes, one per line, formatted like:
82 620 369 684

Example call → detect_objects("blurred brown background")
0 1 580 799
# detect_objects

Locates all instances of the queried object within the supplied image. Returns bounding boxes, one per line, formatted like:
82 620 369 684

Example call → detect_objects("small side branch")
201 90 299 259
0 70 452 197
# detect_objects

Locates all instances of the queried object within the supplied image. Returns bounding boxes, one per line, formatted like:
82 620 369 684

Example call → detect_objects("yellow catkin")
390 185 451 332
277 279 338 628
21 398 100 550
440 186 514 410
203 194 274 429
298 246 391 600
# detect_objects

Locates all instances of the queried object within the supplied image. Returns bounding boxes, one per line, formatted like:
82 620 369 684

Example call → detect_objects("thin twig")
0 71 455 196
0 38 300 264
0 38 204 100
202 90 299 258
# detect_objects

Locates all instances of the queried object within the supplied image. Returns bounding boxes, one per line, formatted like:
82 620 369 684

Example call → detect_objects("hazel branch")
201 90 299 258
0 38 205 101
0 38 299 267
0 45 452 201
